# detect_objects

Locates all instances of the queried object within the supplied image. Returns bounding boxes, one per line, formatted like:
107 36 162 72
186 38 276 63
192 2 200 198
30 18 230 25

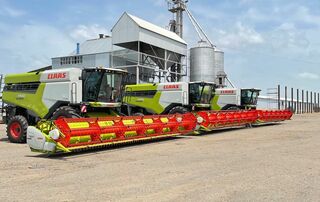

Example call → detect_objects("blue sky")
0 0 320 92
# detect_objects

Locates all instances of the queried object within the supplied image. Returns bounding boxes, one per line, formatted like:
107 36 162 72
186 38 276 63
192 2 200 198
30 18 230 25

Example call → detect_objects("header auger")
27 109 293 154
27 113 198 153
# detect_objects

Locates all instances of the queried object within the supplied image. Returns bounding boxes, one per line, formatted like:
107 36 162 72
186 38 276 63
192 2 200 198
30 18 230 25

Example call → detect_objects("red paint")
50 110 292 150
10 122 21 139
47 72 67 79
164 84 179 89
53 113 197 148
220 90 235 94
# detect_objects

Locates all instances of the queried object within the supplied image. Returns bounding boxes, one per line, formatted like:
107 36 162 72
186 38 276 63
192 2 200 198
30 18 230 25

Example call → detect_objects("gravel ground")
0 114 319 202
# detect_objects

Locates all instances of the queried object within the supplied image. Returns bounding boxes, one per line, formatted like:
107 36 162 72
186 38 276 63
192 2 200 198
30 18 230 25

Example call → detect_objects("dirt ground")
0 114 319 202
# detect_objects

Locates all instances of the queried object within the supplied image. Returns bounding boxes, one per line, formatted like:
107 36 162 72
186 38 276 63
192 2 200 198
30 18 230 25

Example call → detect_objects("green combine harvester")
124 82 260 115
2 67 127 143
2 67 260 143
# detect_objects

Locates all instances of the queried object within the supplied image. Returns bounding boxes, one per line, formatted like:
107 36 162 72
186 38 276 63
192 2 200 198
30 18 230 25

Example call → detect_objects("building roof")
69 37 114 55
112 12 187 55
126 13 187 45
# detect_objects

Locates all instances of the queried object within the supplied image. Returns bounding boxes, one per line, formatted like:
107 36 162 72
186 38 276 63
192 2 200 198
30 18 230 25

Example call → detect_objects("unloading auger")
27 110 293 154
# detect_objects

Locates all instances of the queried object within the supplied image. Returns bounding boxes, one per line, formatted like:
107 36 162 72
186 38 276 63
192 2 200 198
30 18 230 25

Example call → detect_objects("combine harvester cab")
213 88 261 110
2 67 128 143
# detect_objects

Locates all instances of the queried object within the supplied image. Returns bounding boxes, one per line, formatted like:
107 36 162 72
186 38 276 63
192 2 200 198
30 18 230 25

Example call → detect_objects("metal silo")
190 44 215 82
190 42 226 85
213 49 226 86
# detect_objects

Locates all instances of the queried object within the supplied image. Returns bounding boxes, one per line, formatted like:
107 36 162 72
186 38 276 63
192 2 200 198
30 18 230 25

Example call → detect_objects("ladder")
0 74 4 123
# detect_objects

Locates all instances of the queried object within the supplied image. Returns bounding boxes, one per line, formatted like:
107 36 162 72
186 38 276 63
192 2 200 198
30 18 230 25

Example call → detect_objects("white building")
52 12 187 84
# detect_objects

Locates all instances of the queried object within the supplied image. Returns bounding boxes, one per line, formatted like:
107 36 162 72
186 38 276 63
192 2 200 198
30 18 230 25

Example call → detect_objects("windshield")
189 83 215 104
83 70 123 103
241 89 259 105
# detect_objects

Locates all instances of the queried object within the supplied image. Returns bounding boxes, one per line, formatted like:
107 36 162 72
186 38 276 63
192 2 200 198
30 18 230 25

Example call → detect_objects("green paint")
89 102 103 107
69 136 91 144
100 133 116 140
194 103 211 108
124 131 137 137
210 95 221 110
124 91 165 114
125 83 158 91
5 72 41 84
123 83 164 114
2 83 49 118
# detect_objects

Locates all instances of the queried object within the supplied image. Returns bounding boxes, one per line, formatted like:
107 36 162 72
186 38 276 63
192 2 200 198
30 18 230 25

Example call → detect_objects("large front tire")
168 106 188 114
51 106 80 120
7 115 28 143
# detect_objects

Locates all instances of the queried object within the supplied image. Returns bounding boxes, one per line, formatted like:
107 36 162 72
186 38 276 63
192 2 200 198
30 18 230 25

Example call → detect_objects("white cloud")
0 24 75 73
269 22 310 50
217 22 264 49
148 0 166 7
190 5 226 21
70 24 110 42
0 6 25 17
298 72 319 80
294 6 320 27
244 8 269 22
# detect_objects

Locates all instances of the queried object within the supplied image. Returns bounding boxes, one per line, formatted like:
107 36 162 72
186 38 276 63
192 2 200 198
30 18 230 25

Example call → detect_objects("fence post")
314 92 317 112
318 93 320 112
291 88 294 113
278 85 281 110
306 91 309 113
310 91 313 113
302 90 304 113
296 89 299 114
285 86 287 109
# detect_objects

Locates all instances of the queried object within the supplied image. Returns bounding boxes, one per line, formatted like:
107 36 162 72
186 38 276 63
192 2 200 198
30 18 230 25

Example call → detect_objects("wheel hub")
10 122 22 138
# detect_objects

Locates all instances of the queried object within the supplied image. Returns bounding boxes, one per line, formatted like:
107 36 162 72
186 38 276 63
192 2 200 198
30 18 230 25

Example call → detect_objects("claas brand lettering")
164 84 180 89
47 72 66 79
123 82 261 115
2 67 127 143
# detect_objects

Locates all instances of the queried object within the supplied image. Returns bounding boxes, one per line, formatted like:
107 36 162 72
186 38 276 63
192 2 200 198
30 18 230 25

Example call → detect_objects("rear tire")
51 106 80 120
7 115 28 143
132 112 145 116
168 106 188 114
226 106 241 111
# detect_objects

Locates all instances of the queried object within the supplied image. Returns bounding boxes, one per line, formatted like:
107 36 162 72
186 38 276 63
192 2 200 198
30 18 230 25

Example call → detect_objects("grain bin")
190 42 226 86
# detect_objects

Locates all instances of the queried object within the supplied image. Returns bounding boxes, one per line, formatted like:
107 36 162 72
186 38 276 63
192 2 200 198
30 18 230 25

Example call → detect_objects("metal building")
111 12 187 83
52 12 187 84
52 35 123 69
